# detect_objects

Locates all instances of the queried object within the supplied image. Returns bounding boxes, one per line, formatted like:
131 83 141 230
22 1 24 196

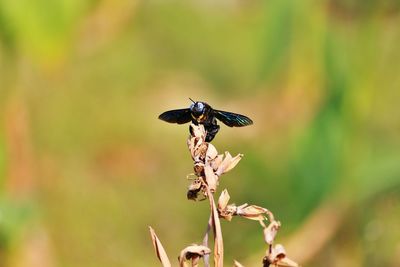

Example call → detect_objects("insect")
158 99 253 142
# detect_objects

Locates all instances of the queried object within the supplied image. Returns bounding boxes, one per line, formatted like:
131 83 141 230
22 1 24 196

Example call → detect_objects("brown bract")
263 221 281 245
149 226 172 267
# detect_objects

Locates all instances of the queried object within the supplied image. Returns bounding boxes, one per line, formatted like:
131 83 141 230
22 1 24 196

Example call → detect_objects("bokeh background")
1 0 400 266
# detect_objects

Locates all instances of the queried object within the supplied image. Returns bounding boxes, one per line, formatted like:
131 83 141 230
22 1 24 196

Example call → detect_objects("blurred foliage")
0 199 33 250
0 0 93 63
0 0 400 266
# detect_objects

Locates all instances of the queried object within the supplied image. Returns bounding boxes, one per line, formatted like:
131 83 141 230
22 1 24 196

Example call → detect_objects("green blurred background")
1 0 400 266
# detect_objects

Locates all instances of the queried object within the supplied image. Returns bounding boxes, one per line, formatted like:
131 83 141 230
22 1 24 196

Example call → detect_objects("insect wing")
158 109 191 124
214 110 253 127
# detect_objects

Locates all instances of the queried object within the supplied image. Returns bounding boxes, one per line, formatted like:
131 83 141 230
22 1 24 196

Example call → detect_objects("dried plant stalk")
150 122 299 267
186 123 299 267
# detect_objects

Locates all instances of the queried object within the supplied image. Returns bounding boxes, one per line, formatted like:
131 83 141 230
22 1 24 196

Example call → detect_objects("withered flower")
263 244 299 267
217 189 236 221
217 189 231 211
215 152 243 176
179 244 211 267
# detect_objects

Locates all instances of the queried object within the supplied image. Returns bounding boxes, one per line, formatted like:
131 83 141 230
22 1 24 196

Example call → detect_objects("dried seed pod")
187 179 205 201
193 162 205 176
263 221 281 245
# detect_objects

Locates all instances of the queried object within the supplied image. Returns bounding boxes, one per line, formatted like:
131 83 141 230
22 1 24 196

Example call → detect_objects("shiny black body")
158 100 253 142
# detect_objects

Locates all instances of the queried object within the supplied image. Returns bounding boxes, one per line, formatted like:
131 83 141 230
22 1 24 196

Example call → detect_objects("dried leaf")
233 260 245 267
215 152 232 176
206 143 218 162
222 153 243 173
149 226 172 267
179 244 211 267
236 205 268 221
263 221 281 245
217 190 234 221
210 154 223 171
217 189 230 211
215 152 243 176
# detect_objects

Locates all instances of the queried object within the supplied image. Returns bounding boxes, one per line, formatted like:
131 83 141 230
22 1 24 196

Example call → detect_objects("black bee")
158 99 253 142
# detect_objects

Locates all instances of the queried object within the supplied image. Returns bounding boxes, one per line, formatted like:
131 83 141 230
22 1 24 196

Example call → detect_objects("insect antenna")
189 97 195 103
